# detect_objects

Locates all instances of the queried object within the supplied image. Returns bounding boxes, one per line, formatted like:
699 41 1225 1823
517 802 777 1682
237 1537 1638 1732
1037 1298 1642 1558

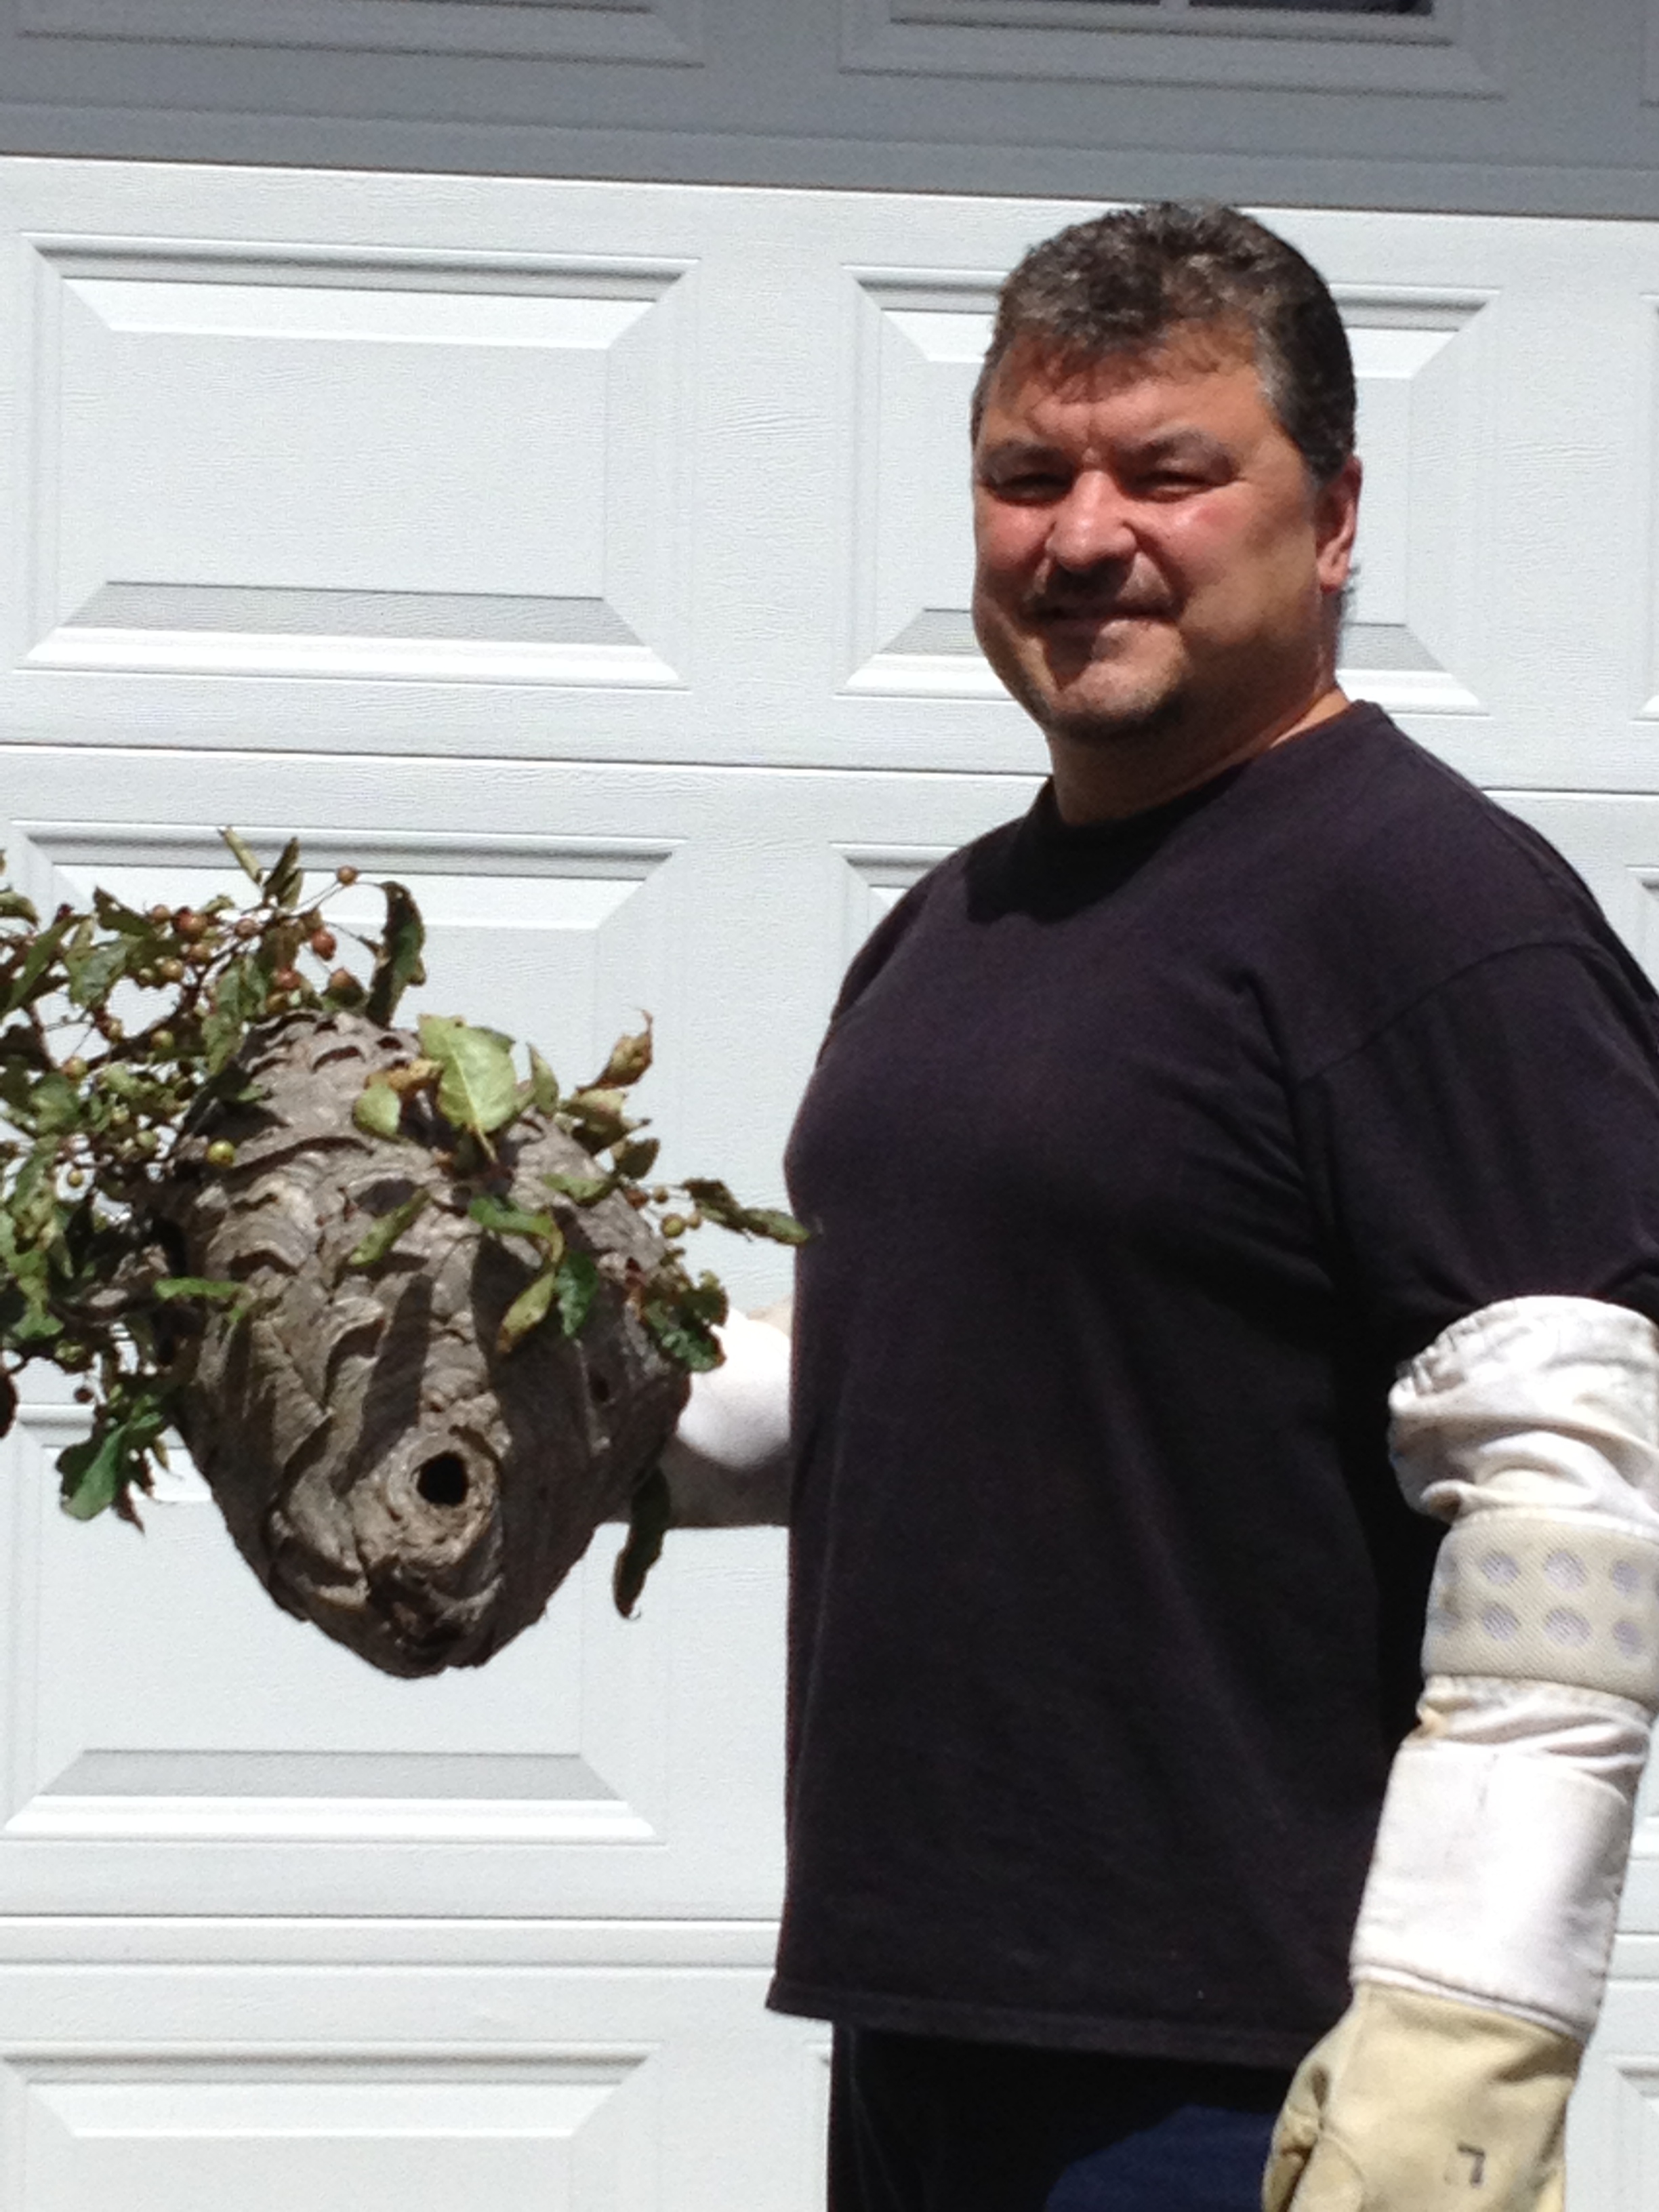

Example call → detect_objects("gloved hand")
1263 1981 1577 2212
657 1305 792 1525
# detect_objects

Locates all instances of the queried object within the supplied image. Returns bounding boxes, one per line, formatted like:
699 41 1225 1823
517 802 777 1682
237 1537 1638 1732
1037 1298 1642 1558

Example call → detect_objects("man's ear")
1315 454 1362 594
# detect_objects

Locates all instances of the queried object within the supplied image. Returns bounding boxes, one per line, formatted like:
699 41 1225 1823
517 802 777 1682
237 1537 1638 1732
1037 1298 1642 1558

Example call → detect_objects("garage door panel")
22 239 695 693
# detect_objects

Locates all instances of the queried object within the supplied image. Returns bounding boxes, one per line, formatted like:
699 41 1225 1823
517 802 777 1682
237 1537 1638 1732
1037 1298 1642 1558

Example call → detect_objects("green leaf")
419 1015 521 1137
202 958 267 1076
565 1087 632 1149
593 1018 653 1090
642 1272 728 1372
526 1046 560 1115
365 881 426 1025
554 1250 598 1338
613 1464 672 1618
56 1424 129 1520
496 1263 558 1355
10 1305 62 1346
1 914 70 1017
680 1178 811 1245
220 826 266 886
66 935 133 1011
612 1136 660 1180
352 1081 403 1141
0 886 39 926
30 1069 84 1136
154 1276 248 1305
346 1187 432 1270
89 888 153 938
468 1193 562 1252
56 1394 169 1521
732 1205 811 1245
542 1168 615 1206
266 836 304 910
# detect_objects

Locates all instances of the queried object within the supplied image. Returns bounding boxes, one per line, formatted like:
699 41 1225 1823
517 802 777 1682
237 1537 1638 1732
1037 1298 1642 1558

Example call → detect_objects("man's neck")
1046 682 1353 826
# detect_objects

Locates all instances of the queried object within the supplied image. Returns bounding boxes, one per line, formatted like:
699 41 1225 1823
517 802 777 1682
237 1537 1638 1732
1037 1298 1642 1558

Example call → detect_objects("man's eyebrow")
975 436 1065 467
1128 427 1233 466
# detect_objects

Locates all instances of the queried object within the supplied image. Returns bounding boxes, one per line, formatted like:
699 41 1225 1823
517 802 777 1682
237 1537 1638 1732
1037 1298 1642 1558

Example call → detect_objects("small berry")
64 1168 86 1189
159 958 185 983
335 865 359 886
234 916 260 939
176 909 206 940
133 1128 160 1157
148 903 171 926
73 1385 94 1404
61 1057 87 1082
134 967 157 989
205 1139 237 1168
310 928 337 960
186 943 212 968
327 967 356 995
659 1212 687 1237
272 966 302 994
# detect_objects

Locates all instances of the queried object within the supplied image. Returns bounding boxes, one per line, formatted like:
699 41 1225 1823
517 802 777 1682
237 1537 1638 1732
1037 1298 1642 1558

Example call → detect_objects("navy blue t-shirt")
770 702 1659 2067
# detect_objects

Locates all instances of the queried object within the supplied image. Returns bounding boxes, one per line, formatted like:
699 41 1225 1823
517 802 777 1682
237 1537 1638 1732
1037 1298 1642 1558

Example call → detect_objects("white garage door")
2 159 1659 2205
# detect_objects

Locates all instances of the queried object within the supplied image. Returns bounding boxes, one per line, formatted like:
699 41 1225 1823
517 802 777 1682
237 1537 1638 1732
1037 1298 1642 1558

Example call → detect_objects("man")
669 203 1659 2210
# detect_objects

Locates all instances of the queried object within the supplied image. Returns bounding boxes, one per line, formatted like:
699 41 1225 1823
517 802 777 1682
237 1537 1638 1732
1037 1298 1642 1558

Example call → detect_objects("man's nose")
1046 473 1135 573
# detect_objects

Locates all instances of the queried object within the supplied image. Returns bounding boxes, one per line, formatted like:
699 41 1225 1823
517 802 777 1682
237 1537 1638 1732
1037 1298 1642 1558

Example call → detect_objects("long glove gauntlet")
1267 1296 1659 2211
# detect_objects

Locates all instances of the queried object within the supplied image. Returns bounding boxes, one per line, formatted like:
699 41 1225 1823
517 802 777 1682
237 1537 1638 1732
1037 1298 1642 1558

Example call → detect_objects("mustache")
1023 586 1174 621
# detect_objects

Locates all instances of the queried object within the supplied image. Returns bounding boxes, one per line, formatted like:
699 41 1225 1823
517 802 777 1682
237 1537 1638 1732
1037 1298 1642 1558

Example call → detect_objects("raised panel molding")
21 241 694 687
9 2049 655 2212
1334 289 1491 716
842 270 997 701
841 0 1500 93
0 819 688 1864
18 0 702 64
834 844 951 955
1 1399 660 1849
9 821 682 1084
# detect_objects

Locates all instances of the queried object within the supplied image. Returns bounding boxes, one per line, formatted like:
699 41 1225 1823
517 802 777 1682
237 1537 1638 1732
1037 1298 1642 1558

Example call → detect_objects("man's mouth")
1032 602 1166 627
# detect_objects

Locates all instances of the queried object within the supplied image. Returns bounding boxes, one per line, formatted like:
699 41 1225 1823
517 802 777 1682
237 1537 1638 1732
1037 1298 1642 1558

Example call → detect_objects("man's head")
972 201 1355 489
969 203 1361 821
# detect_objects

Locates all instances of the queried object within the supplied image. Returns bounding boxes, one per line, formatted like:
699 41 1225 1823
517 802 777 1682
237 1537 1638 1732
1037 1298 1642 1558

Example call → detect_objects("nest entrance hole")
416 1452 470 1507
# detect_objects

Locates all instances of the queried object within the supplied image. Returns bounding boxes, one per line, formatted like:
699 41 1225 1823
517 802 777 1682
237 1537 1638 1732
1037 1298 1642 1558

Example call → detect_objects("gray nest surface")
155 1011 687 1677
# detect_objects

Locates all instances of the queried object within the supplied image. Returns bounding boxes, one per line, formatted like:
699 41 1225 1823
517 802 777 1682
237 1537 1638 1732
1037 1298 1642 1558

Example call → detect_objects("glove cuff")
1352 1721 1637 2039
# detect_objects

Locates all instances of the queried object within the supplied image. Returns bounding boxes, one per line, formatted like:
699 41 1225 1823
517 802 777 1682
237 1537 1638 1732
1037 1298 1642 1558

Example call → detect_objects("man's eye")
1139 472 1207 498
986 471 1067 501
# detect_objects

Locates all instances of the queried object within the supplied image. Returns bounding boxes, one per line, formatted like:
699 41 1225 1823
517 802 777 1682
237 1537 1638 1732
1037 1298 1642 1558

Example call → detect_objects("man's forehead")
980 320 1263 425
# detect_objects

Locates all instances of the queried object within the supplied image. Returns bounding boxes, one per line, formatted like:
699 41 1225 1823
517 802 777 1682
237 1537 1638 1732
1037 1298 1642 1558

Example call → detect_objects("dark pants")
830 2026 1289 2212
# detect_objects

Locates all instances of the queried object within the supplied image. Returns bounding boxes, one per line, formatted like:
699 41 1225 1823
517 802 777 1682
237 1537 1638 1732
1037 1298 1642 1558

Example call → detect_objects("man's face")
970 327 1359 764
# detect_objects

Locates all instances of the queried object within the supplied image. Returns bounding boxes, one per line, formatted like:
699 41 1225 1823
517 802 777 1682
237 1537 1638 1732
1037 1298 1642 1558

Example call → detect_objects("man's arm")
657 1300 793 1525
1268 1294 1659 2211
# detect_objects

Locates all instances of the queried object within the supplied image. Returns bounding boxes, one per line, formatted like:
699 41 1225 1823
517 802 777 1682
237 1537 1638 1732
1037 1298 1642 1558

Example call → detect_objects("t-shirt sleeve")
1296 939 1659 1368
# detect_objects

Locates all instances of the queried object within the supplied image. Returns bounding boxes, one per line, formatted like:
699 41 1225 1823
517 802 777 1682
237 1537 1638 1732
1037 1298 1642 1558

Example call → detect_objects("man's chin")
1043 690 1187 748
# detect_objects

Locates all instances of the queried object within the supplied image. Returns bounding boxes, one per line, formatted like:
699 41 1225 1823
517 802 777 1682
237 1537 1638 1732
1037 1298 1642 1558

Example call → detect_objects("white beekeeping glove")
658 1303 792 1525
1267 1297 1659 2212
